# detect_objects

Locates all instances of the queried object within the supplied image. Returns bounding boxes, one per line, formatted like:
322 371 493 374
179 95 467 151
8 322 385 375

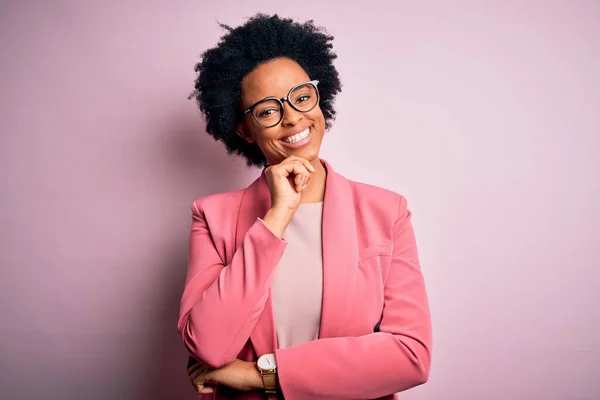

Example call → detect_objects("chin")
294 145 320 159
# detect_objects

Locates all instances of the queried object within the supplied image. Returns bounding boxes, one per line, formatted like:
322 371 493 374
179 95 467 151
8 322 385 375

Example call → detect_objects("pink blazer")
178 159 432 400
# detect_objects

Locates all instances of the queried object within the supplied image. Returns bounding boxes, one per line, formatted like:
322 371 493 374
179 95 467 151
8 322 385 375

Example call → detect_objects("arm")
177 200 289 368
187 358 265 394
275 196 432 399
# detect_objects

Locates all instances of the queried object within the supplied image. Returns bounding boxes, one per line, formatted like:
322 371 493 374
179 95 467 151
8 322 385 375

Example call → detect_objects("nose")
281 101 302 126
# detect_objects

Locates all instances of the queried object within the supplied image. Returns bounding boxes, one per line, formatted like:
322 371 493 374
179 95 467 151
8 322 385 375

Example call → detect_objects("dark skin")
189 57 329 394
236 57 327 204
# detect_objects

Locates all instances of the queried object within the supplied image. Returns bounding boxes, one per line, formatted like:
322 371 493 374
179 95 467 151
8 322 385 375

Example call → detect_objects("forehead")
241 58 310 107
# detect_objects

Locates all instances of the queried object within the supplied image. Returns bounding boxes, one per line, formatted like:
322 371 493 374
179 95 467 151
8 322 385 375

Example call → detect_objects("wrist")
268 204 297 217
263 207 295 238
247 362 264 390
256 353 278 394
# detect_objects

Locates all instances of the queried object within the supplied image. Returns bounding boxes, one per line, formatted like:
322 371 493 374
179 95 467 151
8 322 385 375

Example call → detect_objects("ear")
235 121 255 143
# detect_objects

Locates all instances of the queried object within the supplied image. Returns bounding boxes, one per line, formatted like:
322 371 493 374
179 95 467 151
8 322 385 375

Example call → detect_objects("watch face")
257 353 277 370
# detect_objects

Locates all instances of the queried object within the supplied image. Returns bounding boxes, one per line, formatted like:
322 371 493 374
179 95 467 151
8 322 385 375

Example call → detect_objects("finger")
189 364 210 381
289 156 316 173
282 160 309 178
187 363 204 376
302 159 316 173
300 174 309 191
295 173 308 192
196 384 214 394
303 174 311 190
194 382 213 393
294 172 305 188
278 165 308 191
192 375 213 394
283 155 316 173
190 369 203 382
279 157 307 171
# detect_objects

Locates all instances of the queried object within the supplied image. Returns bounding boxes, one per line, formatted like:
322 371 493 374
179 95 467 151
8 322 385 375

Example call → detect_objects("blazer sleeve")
177 200 288 368
275 196 432 399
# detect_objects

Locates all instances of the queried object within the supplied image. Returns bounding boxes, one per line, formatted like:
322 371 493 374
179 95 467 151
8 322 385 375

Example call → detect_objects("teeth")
282 128 309 144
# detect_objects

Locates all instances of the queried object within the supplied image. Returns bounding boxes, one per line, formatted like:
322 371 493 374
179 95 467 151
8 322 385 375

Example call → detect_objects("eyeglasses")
243 80 320 128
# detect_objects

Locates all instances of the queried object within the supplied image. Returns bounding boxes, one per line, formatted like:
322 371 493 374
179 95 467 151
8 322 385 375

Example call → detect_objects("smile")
280 128 310 144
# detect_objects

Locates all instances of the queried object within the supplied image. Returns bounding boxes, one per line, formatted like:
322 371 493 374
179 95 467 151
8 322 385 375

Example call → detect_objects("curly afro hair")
190 13 342 168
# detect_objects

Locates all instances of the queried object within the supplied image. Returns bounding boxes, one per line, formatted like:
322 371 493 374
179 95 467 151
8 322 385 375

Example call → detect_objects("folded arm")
178 201 288 368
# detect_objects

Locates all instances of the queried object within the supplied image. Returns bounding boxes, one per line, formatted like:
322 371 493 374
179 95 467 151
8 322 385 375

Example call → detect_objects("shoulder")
347 178 408 219
343 177 411 248
190 188 245 216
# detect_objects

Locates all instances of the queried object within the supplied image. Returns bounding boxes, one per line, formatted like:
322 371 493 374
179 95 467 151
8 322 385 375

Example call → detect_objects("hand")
264 155 316 212
187 359 263 394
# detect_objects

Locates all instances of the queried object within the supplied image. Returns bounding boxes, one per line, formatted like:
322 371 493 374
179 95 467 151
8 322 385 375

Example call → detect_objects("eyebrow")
244 80 314 110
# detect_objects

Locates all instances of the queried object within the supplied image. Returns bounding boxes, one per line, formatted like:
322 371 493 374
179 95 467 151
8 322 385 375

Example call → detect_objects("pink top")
271 201 324 349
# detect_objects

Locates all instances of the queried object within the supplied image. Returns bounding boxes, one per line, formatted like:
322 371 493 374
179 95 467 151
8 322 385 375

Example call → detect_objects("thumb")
199 385 214 394
194 381 215 394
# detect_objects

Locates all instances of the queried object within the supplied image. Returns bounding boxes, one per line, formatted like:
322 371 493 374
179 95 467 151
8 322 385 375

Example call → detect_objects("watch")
256 353 278 394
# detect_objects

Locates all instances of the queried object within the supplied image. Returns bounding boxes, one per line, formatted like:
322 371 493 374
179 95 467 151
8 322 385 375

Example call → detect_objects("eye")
295 94 310 104
257 108 279 118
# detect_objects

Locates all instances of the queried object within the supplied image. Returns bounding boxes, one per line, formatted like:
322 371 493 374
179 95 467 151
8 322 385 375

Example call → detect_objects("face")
237 57 326 166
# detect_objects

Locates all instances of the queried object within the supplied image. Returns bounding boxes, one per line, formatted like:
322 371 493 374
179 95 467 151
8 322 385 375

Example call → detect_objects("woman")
179 14 432 399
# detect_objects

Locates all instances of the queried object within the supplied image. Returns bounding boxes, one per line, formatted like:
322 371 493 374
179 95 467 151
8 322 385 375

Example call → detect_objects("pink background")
1 1 599 399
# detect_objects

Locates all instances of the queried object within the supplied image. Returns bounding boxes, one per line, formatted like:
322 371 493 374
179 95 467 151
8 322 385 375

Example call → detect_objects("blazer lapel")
235 172 277 358
233 158 359 357
318 159 359 339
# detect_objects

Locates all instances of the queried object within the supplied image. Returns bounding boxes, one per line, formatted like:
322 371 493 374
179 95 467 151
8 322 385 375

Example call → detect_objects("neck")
300 158 327 203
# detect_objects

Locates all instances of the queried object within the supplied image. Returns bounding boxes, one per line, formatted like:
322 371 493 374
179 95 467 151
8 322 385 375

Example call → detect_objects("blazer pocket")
353 243 393 334
358 242 393 263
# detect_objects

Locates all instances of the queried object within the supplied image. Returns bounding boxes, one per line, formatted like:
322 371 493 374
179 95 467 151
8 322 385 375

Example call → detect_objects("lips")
279 128 310 144
278 127 312 148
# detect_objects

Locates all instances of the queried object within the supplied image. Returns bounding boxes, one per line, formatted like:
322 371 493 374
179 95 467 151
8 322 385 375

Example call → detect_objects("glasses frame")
242 80 320 128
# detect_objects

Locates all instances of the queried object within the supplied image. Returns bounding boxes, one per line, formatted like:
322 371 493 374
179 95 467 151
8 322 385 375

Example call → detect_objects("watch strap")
261 370 277 394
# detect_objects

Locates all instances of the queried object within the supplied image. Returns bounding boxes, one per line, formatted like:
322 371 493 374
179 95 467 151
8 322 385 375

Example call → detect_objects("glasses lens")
289 83 318 112
252 99 282 127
